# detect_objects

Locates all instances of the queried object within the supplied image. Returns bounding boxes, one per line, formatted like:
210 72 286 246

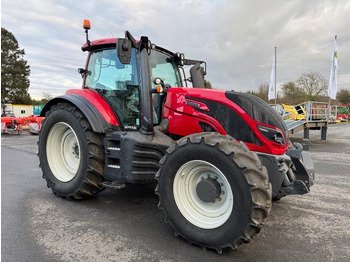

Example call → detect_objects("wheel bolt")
221 191 225 195
220 183 224 187
218 197 221 201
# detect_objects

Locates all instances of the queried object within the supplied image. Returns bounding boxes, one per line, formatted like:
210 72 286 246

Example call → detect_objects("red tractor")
38 20 314 253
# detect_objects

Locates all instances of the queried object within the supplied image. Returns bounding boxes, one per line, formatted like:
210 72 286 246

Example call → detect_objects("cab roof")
82 38 116 51
81 38 175 57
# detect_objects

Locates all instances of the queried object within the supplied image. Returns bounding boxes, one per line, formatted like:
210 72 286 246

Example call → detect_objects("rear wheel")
156 133 272 253
38 102 105 199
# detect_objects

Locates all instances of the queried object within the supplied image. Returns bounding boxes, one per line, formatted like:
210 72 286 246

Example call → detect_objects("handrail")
276 101 330 131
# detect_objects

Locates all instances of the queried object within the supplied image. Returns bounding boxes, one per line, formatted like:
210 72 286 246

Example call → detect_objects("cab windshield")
149 50 181 123
149 51 181 88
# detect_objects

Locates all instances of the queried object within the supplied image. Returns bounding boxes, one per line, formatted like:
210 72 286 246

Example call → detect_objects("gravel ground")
1 123 350 262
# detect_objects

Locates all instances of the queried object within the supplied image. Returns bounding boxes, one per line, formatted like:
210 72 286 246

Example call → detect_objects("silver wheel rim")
47 122 81 182
173 160 234 229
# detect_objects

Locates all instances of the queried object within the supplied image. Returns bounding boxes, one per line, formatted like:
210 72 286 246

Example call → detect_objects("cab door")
84 47 140 128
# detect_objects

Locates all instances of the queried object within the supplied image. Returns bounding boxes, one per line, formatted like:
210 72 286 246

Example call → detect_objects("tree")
32 92 53 105
249 83 269 102
296 72 327 101
246 90 257 95
337 89 350 105
248 83 277 103
204 80 213 89
1 27 31 104
281 81 307 104
41 92 53 105
257 83 269 102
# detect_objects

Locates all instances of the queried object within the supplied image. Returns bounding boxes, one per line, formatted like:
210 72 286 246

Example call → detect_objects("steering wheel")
95 83 113 90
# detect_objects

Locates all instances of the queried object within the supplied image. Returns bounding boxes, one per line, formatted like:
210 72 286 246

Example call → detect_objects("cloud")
1 0 349 100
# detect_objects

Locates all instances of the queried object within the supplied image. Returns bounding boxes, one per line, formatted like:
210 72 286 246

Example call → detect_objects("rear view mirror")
190 63 205 88
117 38 131 64
77 68 86 78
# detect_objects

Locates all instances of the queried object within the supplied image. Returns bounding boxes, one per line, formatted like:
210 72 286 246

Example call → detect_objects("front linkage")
258 142 315 199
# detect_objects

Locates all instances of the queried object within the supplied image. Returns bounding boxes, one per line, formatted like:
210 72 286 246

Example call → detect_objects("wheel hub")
73 144 79 158
196 177 221 203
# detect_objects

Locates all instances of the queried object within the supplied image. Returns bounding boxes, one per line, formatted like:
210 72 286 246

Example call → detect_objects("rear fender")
41 90 119 133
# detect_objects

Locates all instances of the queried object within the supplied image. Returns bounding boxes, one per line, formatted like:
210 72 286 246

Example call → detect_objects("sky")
1 0 349 99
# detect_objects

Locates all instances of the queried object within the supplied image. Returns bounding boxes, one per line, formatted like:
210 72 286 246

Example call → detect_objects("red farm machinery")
38 20 315 253
1 114 44 135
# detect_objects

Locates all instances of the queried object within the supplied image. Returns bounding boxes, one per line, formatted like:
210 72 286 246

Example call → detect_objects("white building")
5 104 34 117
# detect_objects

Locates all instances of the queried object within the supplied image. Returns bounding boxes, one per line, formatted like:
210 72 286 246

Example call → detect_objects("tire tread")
38 102 105 200
155 132 272 253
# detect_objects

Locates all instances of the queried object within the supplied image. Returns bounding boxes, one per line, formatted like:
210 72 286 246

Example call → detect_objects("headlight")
258 125 285 145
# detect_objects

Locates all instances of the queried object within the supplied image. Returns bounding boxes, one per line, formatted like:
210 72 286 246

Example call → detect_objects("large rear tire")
156 133 272 253
38 102 105 200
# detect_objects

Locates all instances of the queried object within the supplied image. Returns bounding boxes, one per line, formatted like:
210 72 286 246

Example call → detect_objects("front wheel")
38 102 105 200
156 133 272 253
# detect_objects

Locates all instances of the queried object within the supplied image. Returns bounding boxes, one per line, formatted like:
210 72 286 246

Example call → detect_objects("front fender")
41 89 119 133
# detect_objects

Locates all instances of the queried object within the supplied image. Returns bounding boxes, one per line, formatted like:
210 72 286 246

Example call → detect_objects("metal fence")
304 101 330 122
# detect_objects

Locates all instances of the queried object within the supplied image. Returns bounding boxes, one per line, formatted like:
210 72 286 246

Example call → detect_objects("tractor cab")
82 42 181 127
80 26 206 131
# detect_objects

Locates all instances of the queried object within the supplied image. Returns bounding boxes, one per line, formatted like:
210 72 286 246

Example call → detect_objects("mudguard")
41 90 119 133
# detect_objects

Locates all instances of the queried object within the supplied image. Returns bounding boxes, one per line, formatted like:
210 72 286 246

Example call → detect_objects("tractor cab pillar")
137 36 154 135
